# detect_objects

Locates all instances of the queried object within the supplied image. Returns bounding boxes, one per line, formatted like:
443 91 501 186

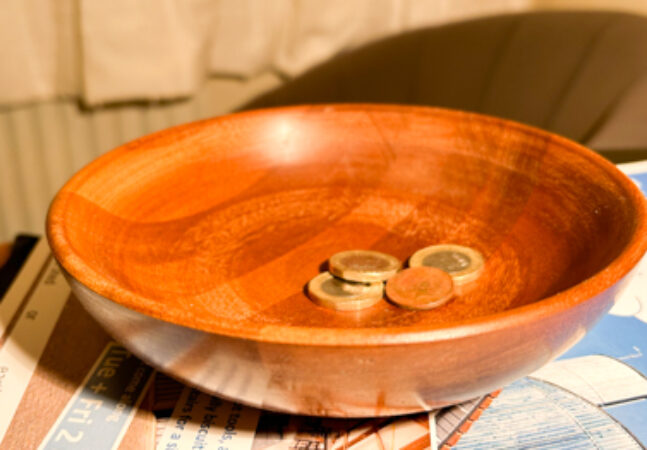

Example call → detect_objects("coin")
307 272 384 311
385 267 454 310
329 250 401 283
408 244 484 285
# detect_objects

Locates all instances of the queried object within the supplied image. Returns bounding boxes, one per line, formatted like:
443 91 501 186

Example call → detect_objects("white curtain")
0 0 531 106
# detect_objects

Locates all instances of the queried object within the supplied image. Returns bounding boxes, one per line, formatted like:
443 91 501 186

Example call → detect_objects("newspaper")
152 382 499 450
0 240 157 449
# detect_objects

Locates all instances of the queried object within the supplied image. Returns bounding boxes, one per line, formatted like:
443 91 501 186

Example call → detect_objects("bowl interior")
48 105 641 339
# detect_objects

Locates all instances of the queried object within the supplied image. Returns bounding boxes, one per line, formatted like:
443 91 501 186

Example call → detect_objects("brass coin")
385 267 454 310
329 250 401 283
307 272 384 311
409 244 484 285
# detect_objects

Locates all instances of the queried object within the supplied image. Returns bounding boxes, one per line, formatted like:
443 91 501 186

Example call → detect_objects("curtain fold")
0 0 529 106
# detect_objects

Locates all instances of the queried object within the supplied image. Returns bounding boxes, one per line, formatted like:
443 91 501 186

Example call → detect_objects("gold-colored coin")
408 244 484 285
307 272 384 311
329 250 401 283
385 266 454 310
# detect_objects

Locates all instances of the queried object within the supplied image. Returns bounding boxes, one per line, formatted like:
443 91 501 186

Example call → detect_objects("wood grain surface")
47 104 647 345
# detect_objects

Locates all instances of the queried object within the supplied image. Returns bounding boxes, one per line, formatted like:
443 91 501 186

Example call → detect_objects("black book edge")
0 234 40 300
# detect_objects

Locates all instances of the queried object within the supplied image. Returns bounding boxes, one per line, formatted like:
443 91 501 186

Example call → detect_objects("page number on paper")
55 429 83 443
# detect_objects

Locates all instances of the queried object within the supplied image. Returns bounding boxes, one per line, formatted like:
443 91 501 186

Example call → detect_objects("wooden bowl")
47 104 647 417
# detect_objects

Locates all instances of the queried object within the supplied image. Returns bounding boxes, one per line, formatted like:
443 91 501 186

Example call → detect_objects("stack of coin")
307 272 385 311
307 250 400 311
307 245 484 312
329 250 401 283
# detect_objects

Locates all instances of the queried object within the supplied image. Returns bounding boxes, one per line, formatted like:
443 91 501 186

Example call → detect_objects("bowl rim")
47 103 647 347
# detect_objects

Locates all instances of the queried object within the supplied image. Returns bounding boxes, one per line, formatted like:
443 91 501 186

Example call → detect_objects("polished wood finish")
47 104 647 416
